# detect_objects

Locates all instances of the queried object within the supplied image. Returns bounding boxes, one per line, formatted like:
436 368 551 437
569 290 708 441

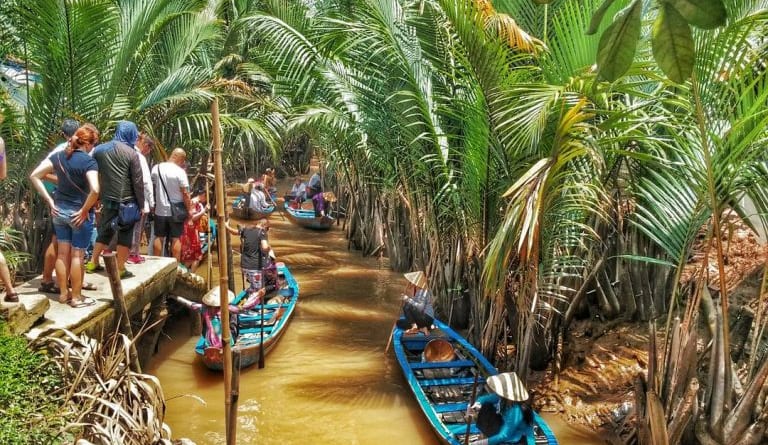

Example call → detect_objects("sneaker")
126 254 145 265
85 262 104 273
120 269 135 279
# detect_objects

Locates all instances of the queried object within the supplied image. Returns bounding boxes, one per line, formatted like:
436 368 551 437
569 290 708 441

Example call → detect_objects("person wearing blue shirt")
306 171 322 199
469 372 536 445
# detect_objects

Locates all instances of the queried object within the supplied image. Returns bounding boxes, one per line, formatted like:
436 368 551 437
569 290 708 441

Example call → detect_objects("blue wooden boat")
392 318 558 445
199 219 217 255
231 195 275 220
283 201 334 230
196 262 299 370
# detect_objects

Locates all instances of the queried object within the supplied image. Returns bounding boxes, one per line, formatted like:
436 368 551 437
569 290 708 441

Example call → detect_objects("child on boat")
467 372 536 445
171 285 266 347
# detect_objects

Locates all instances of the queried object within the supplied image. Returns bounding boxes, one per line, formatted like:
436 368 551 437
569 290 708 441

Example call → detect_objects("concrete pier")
0 256 177 341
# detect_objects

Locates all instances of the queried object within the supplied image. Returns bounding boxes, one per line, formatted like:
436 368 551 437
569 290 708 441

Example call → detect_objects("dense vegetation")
0 0 767 443
0 323 68 444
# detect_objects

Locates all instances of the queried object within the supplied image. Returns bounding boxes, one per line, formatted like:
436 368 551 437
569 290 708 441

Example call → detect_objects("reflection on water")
148 190 604 444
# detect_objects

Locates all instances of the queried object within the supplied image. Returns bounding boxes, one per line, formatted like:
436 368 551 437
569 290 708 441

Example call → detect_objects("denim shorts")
53 203 95 249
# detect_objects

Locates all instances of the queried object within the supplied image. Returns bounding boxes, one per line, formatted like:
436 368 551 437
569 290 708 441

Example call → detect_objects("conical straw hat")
486 372 529 402
404 271 427 288
202 286 235 307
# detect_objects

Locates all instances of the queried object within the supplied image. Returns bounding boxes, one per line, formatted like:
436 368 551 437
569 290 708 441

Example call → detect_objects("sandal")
67 297 96 308
4 293 19 303
39 281 61 294
81 282 98 291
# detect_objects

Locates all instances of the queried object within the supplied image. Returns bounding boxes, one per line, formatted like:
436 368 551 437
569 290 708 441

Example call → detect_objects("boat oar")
464 372 480 445
384 321 397 353
258 295 265 369
267 190 286 221
385 284 411 353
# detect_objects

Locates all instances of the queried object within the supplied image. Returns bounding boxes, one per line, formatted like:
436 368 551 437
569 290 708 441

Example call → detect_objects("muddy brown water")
148 190 605 444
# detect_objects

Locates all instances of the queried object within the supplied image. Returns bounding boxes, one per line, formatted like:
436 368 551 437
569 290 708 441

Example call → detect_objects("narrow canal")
148 185 604 444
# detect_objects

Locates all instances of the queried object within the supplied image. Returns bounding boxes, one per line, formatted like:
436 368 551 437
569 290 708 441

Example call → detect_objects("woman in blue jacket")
470 372 536 445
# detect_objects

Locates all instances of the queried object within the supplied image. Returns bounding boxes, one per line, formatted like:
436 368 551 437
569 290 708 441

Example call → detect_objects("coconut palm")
9 0 282 269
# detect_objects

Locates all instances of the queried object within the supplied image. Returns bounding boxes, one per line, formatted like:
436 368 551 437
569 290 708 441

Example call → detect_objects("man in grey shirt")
151 148 191 262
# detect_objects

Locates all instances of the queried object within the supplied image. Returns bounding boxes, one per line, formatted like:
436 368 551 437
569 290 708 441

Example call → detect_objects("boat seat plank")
410 359 475 370
240 326 275 335
432 401 468 413
419 376 484 387
447 423 480 435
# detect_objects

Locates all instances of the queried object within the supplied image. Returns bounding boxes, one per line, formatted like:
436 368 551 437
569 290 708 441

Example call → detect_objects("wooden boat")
392 318 558 445
199 219 217 255
283 201 334 230
195 262 300 370
231 195 275 220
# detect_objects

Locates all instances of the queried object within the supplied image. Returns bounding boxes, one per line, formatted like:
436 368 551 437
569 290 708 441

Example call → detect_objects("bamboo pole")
206 169 212 288
103 253 141 373
229 350 241 443
211 98 235 444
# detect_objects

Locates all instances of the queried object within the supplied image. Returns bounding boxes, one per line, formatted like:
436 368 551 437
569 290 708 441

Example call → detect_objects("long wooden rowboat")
199 219 217 256
231 195 275 220
283 201 334 230
195 262 300 370
392 318 558 445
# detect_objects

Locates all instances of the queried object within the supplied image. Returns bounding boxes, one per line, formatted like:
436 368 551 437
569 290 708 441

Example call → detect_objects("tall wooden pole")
103 253 141 373
206 170 212 287
211 98 235 444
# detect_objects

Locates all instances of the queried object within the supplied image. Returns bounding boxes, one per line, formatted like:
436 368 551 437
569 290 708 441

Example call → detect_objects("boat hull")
231 195 275 220
392 318 558 445
283 202 334 230
196 263 299 370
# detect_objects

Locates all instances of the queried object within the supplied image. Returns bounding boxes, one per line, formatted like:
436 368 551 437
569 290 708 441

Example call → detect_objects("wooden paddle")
465 372 480 445
384 321 397 353
385 283 411 353
266 189 286 221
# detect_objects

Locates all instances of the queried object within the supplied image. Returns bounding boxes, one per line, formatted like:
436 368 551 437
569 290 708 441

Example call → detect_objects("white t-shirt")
151 162 188 217
134 146 154 211
46 142 68 159
249 188 270 211
46 141 94 159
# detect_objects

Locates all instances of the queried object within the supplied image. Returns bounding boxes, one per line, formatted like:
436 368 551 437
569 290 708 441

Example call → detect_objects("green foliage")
0 0 21 58
0 324 68 444
652 2 695 83
591 0 727 82
668 0 727 29
595 0 642 81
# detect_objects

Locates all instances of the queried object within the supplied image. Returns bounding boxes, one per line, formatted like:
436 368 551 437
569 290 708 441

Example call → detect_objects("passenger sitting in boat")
249 182 271 212
468 372 536 445
306 171 322 199
171 285 265 347
286 176 307 206
396 271 435 336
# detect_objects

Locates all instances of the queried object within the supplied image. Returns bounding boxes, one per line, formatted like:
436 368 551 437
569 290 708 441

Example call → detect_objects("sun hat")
486 372 529 402
423 339 456 362
202 286 235 307
404 271 427 289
